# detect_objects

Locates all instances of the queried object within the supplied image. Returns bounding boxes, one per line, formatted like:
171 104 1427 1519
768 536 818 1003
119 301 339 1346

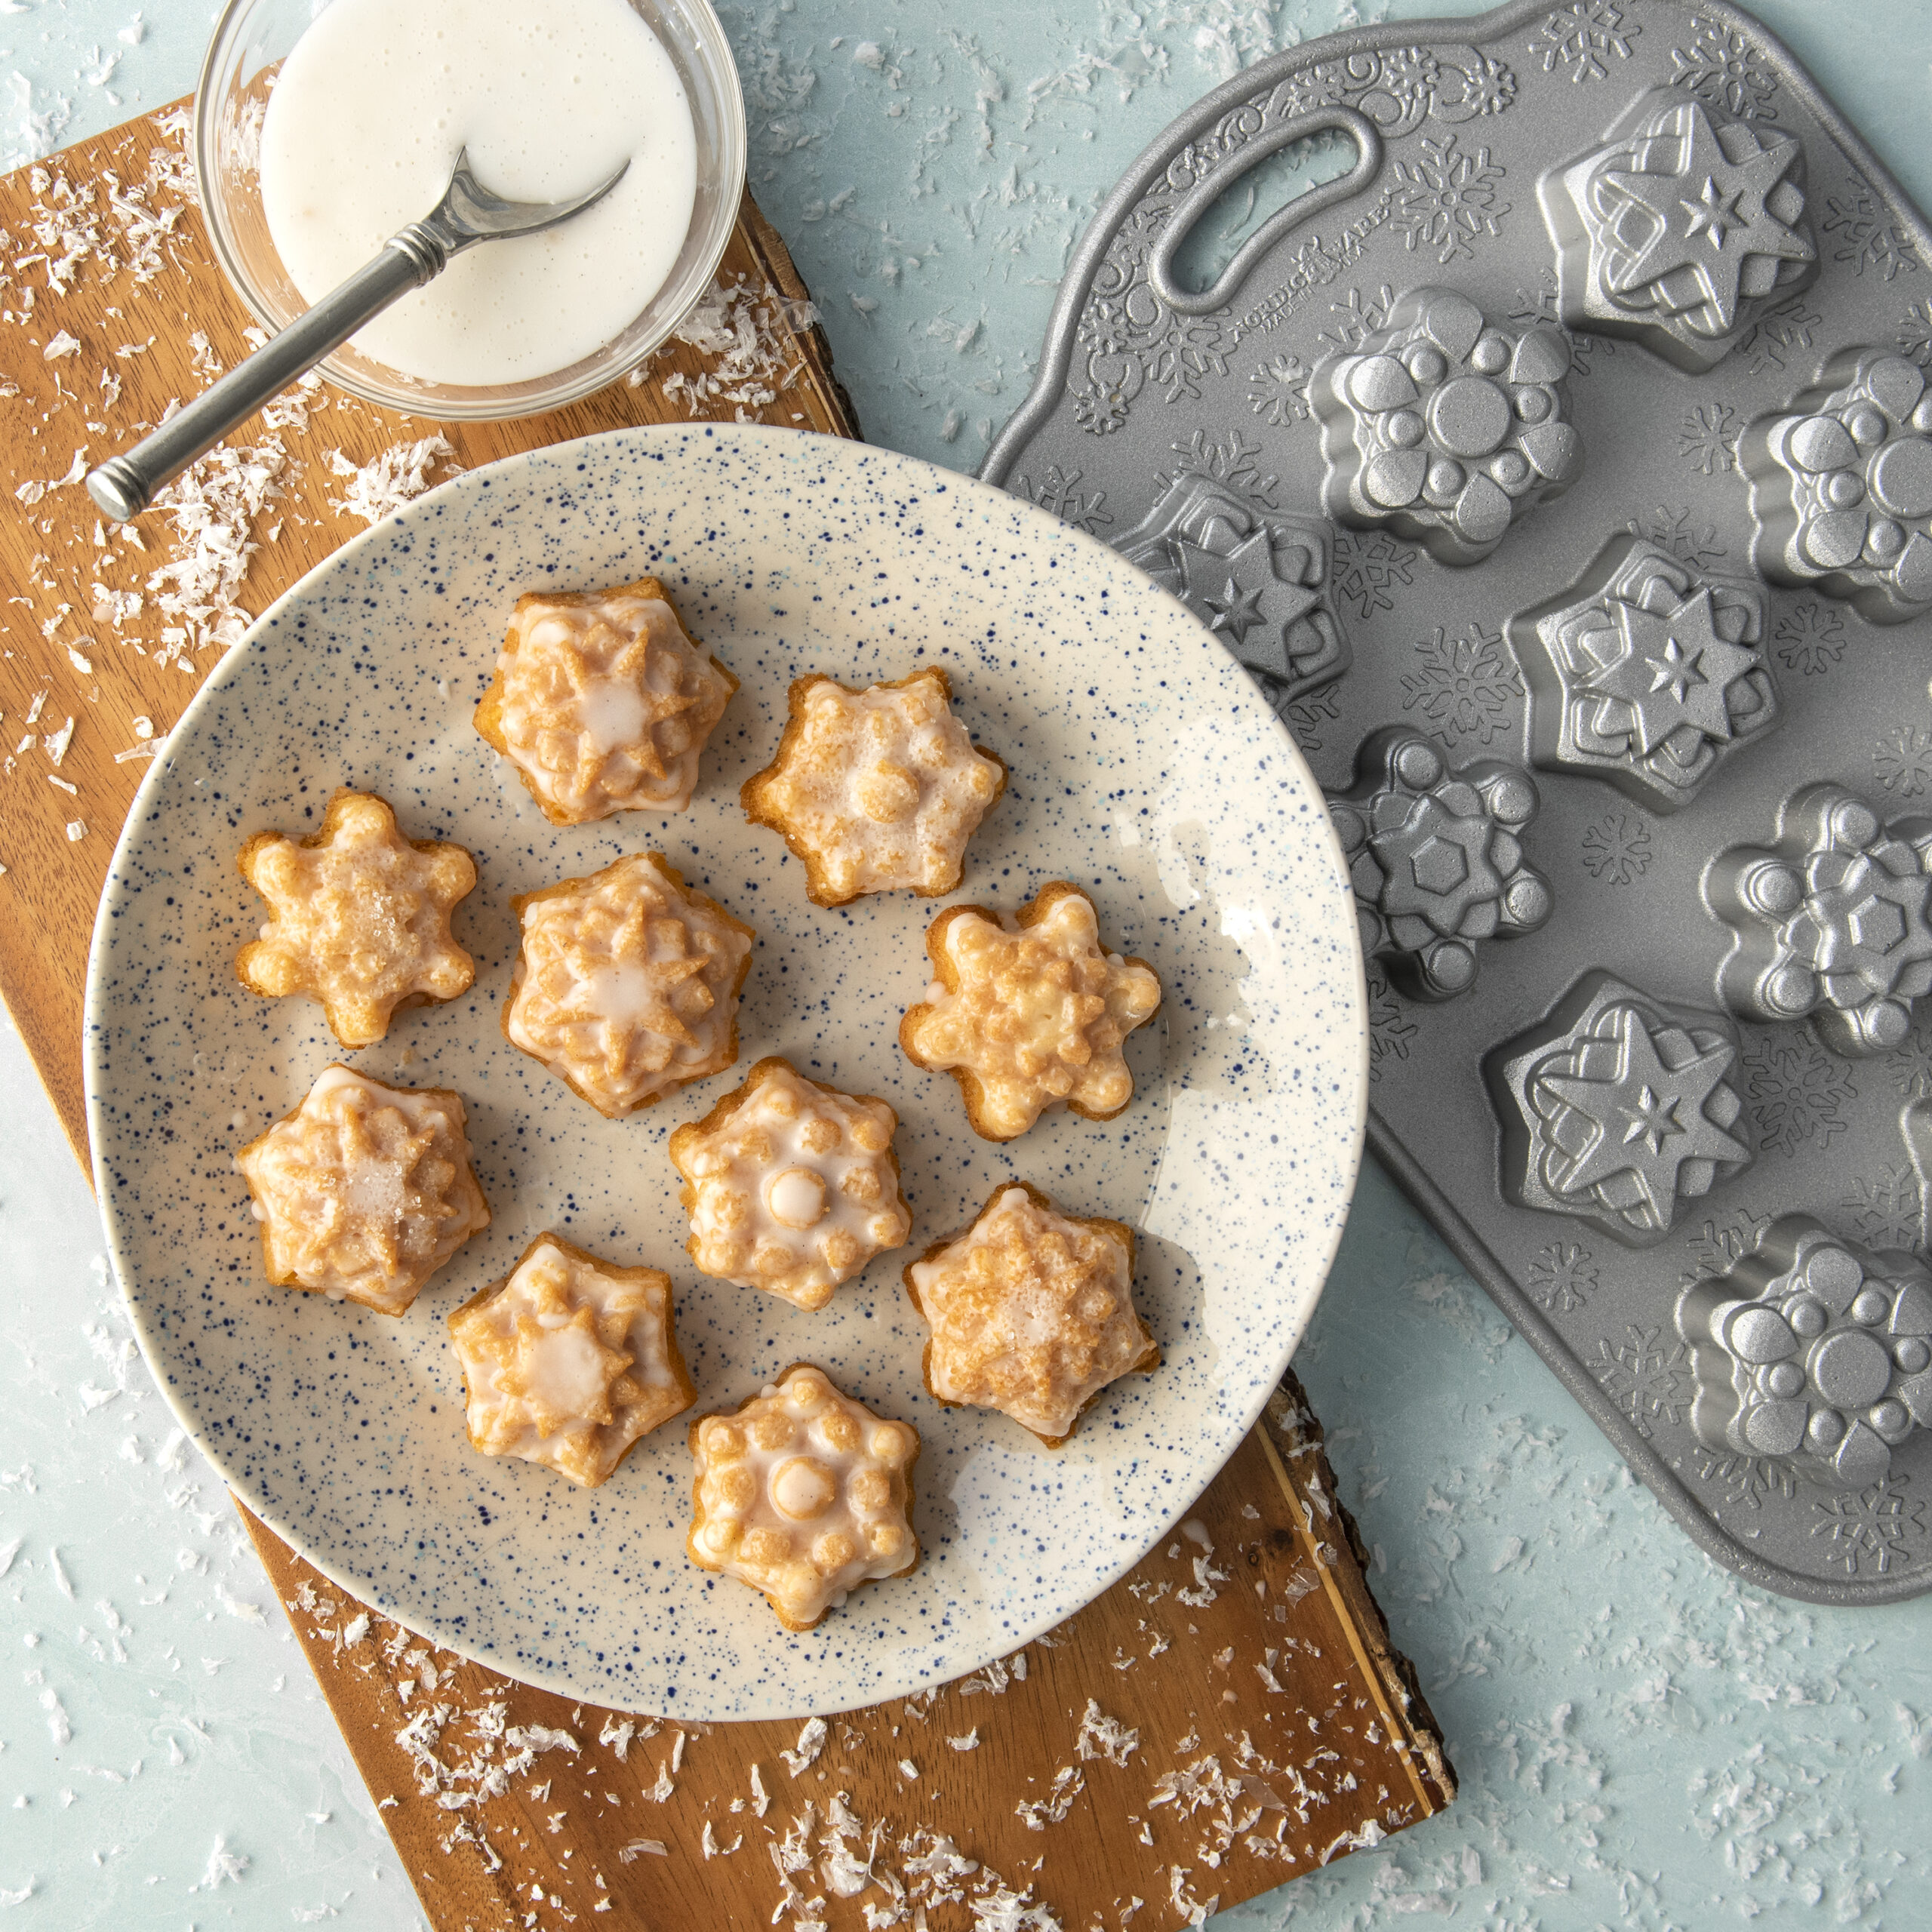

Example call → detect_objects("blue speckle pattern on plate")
84 425 1368 1720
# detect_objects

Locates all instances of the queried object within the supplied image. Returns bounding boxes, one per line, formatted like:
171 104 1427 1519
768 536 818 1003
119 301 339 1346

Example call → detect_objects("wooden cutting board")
0 103 1452 1930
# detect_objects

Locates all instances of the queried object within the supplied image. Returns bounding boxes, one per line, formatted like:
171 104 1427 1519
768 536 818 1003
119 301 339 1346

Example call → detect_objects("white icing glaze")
745 671 1001 900
234 1066 489 1316
688 1366 917 1627
449 1238 691 1488
909 1186 1147 1441
672 1060 909 1311
494 587 734 820
506 854 752 1116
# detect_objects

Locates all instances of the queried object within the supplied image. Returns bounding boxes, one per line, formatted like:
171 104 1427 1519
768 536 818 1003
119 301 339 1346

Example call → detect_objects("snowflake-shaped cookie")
669 1057 912 1312
1510 534 1777 813
1709 783 1932 1054
1490 971 1751 1247
740 667 1007 906
904 1182 1158 1446
474 576 737 823
235 789 476 1049
448 1233 694 1488
686 1364 919 1631
1310 286 1581 566
234 1066 491 1316
1743 349 1932 623
899 881 1162 1142
1328 728 1552 1001
504 853 755 1117
1542 87 1815 371
1678 1214 1932 1484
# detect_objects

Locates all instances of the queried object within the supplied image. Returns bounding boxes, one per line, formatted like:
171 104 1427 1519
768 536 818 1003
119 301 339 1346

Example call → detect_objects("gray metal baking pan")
984 0 1932 1604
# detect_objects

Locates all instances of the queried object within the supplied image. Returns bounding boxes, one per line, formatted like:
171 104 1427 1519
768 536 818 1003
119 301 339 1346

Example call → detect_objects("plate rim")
83 420 1371 1713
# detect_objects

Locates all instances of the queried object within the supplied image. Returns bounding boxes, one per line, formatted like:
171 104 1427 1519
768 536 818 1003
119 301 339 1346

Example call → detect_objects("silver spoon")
86 146 630 522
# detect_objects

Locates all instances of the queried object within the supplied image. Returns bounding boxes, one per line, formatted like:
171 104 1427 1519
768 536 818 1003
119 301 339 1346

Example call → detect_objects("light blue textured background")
2 2 1928 1927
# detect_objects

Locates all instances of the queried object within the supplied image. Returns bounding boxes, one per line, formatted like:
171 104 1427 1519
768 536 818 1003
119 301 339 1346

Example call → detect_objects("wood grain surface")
1 103 1451 1930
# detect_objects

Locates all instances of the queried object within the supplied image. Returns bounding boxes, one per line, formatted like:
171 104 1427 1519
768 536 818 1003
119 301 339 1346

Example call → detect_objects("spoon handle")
86 235 443 523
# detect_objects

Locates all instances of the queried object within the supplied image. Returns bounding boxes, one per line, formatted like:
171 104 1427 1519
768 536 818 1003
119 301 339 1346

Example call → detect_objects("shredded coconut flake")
781 1717 828 1777
327 435 459 526
1075 1698 1140 1767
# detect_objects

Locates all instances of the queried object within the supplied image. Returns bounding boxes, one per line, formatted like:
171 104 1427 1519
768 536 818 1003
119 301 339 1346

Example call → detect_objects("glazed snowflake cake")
503 852 755 1118
686 1364 920 1630
474 576 738 823
669 1057 912 1312
448 1234 694 1489
899 880 1162 1141
904 1182 1158 1446
235 789 476 1048
234 1065 491 1316
740 666 1006 905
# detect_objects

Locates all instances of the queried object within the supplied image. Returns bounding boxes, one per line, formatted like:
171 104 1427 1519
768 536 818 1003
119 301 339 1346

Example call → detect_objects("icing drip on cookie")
488 581 735 822
506 854 753 1117
686 1366 918 1629
908 1186 1152 1442
900 883 1162 1140
449 1237 692 1488
670 1058 912 1311
741 668 1004 904
234 1066 490 1315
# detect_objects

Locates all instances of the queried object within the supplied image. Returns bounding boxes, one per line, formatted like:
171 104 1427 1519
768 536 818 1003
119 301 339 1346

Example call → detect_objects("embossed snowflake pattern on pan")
986 0 1932 1603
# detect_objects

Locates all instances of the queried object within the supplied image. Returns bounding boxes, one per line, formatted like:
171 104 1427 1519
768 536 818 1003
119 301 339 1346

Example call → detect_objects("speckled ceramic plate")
85 424 1367 1719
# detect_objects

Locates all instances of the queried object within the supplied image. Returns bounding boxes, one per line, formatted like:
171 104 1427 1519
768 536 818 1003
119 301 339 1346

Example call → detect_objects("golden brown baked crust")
501 851 755 1118
668 1056 912 1312
903 1180 1158 1447
685 1362 921 1632
234 789 476 1049
233 1064 491 1316
740 666 1007 906
448 1231 695 1489
898 880 1162 1142
474 575 737 825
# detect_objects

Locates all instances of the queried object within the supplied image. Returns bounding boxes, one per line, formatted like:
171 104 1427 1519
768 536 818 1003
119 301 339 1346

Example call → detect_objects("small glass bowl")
194 0 746 420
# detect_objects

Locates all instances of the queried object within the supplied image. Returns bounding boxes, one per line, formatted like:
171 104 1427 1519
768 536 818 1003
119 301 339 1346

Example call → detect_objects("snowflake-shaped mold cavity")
503 852 755 1117
448 1233 694 1489
903 1182 1158 1447
900 881 1162 1142
1488 971 1750 1247
669 1057 912 1312
1706 783 1932 1055
1310 287 1580 566
1115 474 1349 705
473 576 738 823
235 789 476 1050
686 1364 919 1632
1540 86 1814 372
1742 349 1932 623
1509 533 1777 813
740 667 1006 907
234 1066 491 1316
1327 726 1552 1001
1677 1214 1932 1485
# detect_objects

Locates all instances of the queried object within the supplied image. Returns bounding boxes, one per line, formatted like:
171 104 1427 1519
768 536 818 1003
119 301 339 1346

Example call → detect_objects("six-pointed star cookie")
235 789 476 1048
905 1182 1159 1445
449 1234 694 1488
741 666 1007 906
899 881 1162 1141
234 1065 491 1315
474 577 738 824
504 852 755 1118
686 1364 919 1631
669 1057 912 1312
